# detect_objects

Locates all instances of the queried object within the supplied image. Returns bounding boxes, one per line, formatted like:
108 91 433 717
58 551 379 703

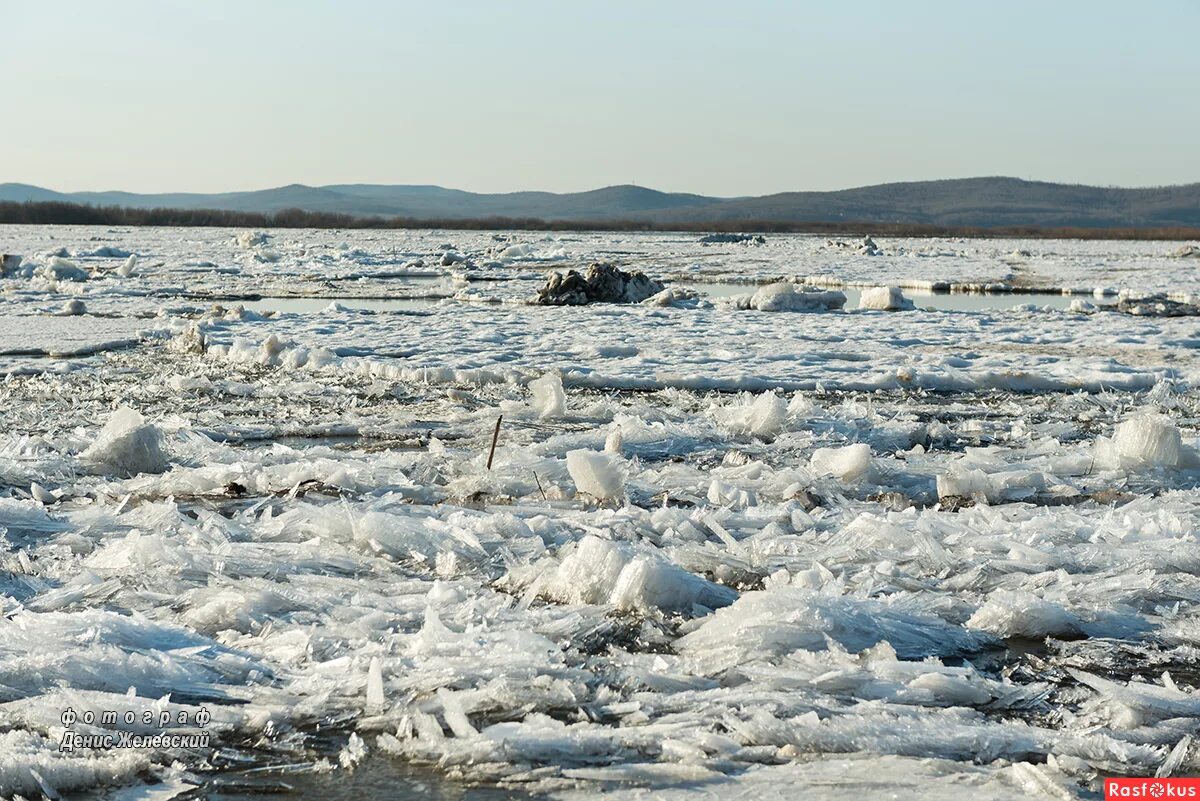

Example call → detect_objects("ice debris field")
4 226 1200 799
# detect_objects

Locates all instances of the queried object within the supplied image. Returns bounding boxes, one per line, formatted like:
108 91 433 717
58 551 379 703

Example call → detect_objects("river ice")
2 226 1200 799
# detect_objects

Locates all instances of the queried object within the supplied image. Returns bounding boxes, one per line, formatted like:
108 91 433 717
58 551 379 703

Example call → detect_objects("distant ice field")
2 225 1200 800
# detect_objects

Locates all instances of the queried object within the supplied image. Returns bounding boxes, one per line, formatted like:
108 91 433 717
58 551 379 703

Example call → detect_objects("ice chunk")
936 466 1046 503
966 591 1082 639
235 231 270 248
339 732 367 768
0 730 150 798
810 443 873 482
80 407 169 477
743 282 846 312
566 449 625 500
1 253 22 276
604 425 624 454
29 482 56 504
0 498 68 533
56 298 86 316
533 535 736 614
366 656 385 710
529 372 566 418
858 286 916 311
642 287 703 307
117 254 137 277
677 586 990 670
715 390 789 438
37 257 89 282
1095 414 1190 470
499 243 534 259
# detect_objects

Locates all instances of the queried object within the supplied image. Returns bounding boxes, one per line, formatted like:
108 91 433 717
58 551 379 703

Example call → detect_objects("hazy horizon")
9 174 1200 200
5 0 1199 196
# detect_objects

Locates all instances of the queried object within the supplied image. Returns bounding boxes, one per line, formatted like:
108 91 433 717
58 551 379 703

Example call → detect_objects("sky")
3 0 1198 196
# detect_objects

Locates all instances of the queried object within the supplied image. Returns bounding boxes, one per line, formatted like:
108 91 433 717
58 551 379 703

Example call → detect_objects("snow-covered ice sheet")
2 224 1200 799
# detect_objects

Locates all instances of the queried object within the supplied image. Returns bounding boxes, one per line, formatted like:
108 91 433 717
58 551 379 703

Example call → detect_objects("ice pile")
677 586 991 670
966 590 1082 639
713 390 793 438
532 262 665 305
515 535 737 614
80 407 169 477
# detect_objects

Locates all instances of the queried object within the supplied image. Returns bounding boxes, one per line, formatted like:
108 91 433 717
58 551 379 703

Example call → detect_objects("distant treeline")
1 200 1198 241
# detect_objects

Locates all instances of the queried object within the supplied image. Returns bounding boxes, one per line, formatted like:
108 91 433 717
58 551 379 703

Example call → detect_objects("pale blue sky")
3 0 1197 195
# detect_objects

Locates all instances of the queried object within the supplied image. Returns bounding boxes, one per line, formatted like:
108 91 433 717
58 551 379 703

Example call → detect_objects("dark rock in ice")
533 262 665 306
939 495 976 512
868 491 914 512
699 233 766 245
791 488 824 511
825 236 882 256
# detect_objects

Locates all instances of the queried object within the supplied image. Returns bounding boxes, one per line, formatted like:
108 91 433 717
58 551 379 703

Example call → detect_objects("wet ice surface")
3 227 1200 799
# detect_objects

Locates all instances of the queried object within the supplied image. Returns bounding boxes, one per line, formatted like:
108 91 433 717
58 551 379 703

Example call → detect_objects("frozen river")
2 226 1200 799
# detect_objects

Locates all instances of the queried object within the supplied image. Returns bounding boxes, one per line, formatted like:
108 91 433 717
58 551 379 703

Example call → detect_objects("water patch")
240 296 441 314
675 282 1121 312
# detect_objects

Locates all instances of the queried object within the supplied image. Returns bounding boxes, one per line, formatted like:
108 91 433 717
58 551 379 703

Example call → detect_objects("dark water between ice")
238 280 1118 315
683 281 1120 311
188 756 544 801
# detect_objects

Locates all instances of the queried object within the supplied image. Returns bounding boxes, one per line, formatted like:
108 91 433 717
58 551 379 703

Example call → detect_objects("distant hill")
1 177 1198 228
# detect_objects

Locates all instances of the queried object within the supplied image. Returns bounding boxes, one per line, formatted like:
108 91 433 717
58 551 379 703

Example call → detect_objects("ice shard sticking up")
566 449 626 500
529 372 566 419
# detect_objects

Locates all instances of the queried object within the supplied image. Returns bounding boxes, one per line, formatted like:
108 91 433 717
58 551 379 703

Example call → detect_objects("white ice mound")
740 283 846 312
677 586 990 672
36 257 89 282
1094 414 1196 471
529 372 566 419
858 286 915 311
966 591 1083 639
81 407 169 477
642 287 702 307
55 299 86 316
235 231 270 248
715 390 789 438
117 254 137 277
810 443 873 482
531 535 737 614
566 449 626 500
